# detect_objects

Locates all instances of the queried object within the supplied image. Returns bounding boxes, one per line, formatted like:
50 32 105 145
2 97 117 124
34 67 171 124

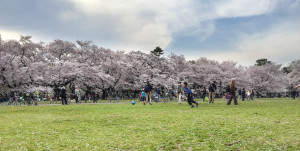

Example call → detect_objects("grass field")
0 99 299 150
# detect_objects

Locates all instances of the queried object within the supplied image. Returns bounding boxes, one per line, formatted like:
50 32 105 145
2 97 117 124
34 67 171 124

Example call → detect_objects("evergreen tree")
151 47 164 57
255 58 272 66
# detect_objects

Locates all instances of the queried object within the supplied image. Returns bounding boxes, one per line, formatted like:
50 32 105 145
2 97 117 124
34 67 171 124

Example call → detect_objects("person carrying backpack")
144 80 153 105
208 81 217 103
227 78 238 105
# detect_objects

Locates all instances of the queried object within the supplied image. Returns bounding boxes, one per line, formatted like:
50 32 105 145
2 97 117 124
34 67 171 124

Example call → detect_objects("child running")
141 90 146 105
182 82 199 108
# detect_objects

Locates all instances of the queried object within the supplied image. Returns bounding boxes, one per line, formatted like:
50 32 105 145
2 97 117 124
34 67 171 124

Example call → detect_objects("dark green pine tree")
151 46 164 57
255 58 272 66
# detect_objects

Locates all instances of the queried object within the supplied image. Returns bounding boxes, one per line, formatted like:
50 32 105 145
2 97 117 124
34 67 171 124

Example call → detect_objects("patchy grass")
0 99 299 150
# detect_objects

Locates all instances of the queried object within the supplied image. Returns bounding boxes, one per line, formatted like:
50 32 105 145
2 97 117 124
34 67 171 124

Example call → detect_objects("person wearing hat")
182 82 198 108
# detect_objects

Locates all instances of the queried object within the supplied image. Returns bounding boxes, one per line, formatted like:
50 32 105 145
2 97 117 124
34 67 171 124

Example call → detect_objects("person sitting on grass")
182 82 198 108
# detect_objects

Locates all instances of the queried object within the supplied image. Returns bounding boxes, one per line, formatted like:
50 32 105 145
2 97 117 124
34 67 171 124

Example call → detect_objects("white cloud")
204 21 300 66
61 0 278 52
0 30 22 41
213 0 277 18
0 29 53 44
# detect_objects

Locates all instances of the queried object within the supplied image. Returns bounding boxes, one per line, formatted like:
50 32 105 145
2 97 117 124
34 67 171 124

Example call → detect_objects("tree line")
0 36 299 99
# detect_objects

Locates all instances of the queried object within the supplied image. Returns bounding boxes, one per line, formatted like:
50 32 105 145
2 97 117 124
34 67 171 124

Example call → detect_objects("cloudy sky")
0 0 299 66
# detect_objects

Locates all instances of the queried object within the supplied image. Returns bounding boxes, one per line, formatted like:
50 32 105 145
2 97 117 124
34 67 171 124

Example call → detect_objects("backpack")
144 85 151 93
225 85 230 93
141 92 146 97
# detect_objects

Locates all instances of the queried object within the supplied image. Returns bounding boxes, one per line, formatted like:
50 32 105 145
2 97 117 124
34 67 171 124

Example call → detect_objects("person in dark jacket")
241 88 246 101
61 87 67 105
238 89 242 100
157 88 161 102
92 92 98 103
144 80 153 105
7 92 14 106
24 92 32 106
183 82 198 108
227 78 238 105
291 85 298 99
208 81 217 103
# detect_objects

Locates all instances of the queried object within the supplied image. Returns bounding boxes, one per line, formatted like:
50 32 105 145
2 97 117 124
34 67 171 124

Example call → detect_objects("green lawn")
0 99 299 150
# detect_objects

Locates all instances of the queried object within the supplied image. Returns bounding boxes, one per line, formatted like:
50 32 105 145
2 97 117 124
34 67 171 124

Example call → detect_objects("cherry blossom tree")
246 63 288 96
0 35 295 99
288 60 300 85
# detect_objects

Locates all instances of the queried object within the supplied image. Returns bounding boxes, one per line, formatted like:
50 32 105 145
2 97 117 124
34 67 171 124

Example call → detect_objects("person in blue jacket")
182 82 199 108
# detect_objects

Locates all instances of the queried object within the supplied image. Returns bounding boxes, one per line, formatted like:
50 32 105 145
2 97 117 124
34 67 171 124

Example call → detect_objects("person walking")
156 88 161 103
75 87 81 103
7 92 14 106
177 82 182 104
183 82 198 108
144 80 153 105
250 88 255 100
34 91 39 106
238 89 242 100
24 91 31 105
246 90 251 100
227 78 238 105
92 92 98 103
208 81 217 103
61 87 67 105
241 88 246 101
290 85 298 99
141 90 146 105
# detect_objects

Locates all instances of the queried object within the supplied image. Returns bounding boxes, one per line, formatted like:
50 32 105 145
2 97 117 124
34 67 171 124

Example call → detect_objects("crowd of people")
138 79 300 108
0 91 43 106
1 79 299 107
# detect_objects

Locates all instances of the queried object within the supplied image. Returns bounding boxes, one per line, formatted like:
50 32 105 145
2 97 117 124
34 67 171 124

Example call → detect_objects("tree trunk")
102 89 107 100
